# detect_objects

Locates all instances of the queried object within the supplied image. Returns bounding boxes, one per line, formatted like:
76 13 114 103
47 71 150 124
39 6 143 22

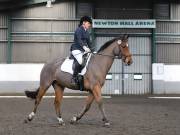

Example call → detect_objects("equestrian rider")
70 16 92 85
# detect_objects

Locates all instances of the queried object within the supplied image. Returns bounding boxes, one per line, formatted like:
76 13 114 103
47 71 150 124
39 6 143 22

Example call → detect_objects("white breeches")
72 50 83 65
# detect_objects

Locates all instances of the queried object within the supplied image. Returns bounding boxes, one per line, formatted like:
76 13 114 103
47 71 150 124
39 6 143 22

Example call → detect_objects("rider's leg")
73 60 81 81
72 50 83 65
72 50 84 91
72 50 83 82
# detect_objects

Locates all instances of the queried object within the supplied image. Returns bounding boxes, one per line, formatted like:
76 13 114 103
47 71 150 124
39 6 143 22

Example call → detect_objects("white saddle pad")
61 53 91 75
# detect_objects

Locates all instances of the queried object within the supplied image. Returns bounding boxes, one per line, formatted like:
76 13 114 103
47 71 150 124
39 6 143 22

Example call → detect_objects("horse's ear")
123 34 129 40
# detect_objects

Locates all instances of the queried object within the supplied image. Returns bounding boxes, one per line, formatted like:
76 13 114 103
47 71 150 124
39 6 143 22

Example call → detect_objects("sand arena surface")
0 96 180 135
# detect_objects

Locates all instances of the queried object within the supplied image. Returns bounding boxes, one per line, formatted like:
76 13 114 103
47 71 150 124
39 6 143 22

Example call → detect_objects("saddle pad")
61 58 74 75
61 54 91 75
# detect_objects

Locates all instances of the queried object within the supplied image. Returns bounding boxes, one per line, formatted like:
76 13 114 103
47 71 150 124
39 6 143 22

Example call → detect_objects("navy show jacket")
70 25 91 52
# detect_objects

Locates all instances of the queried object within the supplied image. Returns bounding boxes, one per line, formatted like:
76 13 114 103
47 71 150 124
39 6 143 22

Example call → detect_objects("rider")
70 16 92 85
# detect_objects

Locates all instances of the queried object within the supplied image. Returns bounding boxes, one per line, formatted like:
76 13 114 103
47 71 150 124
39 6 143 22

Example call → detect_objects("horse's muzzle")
128 60 133 65
125 57 133 66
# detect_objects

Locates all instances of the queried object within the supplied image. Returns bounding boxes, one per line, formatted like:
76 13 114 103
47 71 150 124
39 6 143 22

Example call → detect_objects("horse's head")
114 35 133 65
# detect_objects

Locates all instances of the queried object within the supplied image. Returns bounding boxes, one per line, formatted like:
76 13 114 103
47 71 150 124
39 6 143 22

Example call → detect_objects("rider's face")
83 21 92 30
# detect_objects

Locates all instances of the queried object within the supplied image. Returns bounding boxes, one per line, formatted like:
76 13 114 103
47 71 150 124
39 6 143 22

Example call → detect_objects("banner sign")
93 19 156 28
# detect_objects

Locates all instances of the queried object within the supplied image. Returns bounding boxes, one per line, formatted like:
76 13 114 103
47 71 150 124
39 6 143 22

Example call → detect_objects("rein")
93 53 121 59
70 51 121 59
93 43 130 59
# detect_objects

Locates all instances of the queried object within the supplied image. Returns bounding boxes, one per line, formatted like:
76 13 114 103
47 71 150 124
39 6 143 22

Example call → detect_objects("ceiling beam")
18 0 48 6
0 0 53 11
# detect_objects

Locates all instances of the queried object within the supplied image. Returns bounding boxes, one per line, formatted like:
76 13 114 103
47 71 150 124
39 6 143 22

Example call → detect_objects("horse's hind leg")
53 83 65 125
27 86 48 122
70 92 94 124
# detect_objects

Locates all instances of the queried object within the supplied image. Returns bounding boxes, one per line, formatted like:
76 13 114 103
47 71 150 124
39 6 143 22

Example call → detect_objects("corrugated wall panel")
12 35 74 42
156 21 180 33
12 43 70 63
124 37 151 94
95 0 151 19
156 35 180 43
95 0 151 9
155 4 180 64
124 56 151 73
12 2 76 18
12 20 52 32
0 14 8 26
10 1 77 63
0 29 7 40
0 43 7 63
95 8 151 19
102 74 123 95
12 20 79 32
156 43 180 63
0 13 8 63
154 3 169 19
129 37 151 55
171 3 180 19
124 74 151 95
109 60 122 73
47 43 71 61
52 20 78 32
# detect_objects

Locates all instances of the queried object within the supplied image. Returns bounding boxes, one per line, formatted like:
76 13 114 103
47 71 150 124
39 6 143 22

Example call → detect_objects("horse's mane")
97 37 121 53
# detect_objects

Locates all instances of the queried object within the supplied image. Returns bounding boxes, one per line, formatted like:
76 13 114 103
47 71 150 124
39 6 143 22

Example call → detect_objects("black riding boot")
78 74 84 91
72 62 81 84
72 62 84 91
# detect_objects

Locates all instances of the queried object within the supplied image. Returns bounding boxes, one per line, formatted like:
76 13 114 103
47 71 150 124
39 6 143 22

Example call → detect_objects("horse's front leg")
70 92 94 124
93 84 110 127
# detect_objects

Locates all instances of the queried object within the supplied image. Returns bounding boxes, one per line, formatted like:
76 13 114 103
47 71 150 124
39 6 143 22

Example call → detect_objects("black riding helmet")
79 16 92 26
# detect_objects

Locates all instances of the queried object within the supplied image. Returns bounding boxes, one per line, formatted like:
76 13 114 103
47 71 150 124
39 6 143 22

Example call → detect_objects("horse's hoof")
104 122 111 127
28 112 35 121
24 117 32 123
57 117 65 126
70 116 77 124
28 117 33 121
104 122 110 127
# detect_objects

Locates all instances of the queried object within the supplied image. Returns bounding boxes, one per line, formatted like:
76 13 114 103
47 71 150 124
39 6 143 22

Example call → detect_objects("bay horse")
25 34 132 126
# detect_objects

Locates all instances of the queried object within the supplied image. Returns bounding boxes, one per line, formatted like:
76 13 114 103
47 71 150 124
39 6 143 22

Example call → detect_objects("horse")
25 34 133 126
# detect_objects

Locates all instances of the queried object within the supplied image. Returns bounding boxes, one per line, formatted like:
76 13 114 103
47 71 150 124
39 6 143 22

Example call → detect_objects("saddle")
69 53 89 73
61 53 91 91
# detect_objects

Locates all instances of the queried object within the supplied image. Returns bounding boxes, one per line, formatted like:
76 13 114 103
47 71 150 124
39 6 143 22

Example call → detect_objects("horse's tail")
25 87 40 99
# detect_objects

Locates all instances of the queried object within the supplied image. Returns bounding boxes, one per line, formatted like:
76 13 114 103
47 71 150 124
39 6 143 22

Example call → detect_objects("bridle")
118 41 132 61
94 39 131 60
